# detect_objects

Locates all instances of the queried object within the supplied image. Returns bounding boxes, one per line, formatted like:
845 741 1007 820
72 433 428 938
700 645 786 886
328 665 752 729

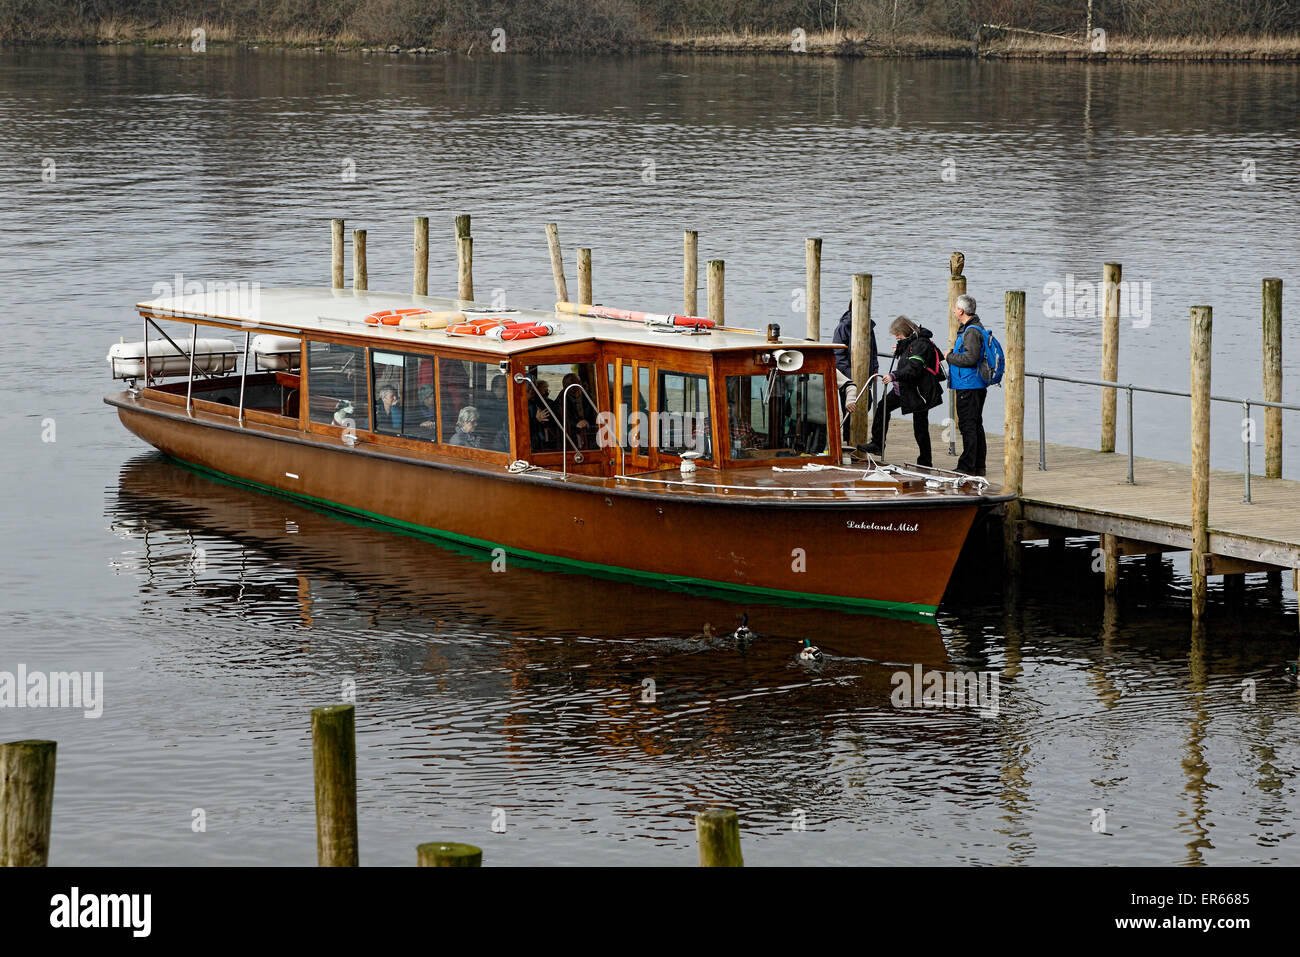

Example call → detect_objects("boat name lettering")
845 521 918 532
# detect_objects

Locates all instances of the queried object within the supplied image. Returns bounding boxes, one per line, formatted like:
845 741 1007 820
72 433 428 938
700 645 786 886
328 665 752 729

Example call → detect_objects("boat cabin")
113 287 850 479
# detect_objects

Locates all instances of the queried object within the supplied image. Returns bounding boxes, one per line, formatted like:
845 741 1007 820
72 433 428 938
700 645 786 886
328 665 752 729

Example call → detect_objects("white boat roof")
136 287 844 357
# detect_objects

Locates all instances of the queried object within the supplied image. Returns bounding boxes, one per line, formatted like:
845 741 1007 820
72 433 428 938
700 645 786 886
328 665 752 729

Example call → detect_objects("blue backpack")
976 326 1006 386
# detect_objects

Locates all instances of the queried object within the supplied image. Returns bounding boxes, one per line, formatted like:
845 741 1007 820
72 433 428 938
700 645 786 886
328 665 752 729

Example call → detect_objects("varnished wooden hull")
109 396 995 616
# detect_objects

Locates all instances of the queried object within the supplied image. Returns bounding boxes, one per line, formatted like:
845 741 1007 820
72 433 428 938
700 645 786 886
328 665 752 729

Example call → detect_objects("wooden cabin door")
609 358 653 473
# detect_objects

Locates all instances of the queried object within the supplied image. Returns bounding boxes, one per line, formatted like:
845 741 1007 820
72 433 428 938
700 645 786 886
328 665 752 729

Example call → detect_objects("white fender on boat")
107 337 238 379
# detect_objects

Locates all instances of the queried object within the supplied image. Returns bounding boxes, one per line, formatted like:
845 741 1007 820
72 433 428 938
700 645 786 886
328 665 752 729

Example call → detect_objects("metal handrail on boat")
1027 369 1300 503
514 373 592 477
559 381 601 479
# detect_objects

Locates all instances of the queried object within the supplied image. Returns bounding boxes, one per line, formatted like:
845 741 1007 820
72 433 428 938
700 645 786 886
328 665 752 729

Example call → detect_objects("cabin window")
525 363 600 453
371 350 437 441
724 372 829 459
655 370 712 459
440 358 509 452
308 341 370 431
632 365 650 452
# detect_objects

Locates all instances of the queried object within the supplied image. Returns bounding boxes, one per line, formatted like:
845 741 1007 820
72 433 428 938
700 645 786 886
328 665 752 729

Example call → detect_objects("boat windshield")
724 372 829 460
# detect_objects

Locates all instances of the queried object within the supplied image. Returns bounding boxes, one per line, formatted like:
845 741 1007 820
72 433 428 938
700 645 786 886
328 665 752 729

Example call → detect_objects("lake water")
1 47 1299 865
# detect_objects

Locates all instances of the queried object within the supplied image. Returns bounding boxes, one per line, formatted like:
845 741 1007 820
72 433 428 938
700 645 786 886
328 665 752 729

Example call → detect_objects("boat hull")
111 400 983 616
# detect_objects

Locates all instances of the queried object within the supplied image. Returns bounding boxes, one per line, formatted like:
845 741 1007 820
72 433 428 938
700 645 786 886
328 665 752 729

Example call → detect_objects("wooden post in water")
352 229 367 292
331 219 345 289
0 740 56 867
684 230 698 315
1101 533 1119 594
947 253 966 456
1190 306 1213 620
695 808 743 866
417 842 483 867
413 216 429 296
1263 278 1283 479
312 705 358 867
577 248 592 306
545 223 568 303
850 274 873 447
707 260 725 328
1003 290 1026 581
805 238 822 341
1101 262 1122 453
455 215 473 301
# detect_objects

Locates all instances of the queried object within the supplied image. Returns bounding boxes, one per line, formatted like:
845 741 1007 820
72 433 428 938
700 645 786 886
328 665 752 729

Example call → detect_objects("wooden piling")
331 219 345 289
545 223 568 303
1263 278 1283 478
850 274 873 446
417 842 483 867
413 216 429 296
707 260 725 328
455 215 473 301
312 705 358 867
1101 262 1121 453
805 238 822 341
695 807 743 867
1190 305 1213 620
577 247 592 306
0 740 56 867
947 253 966 455
457 237 473 302
1101 532 1119 594
352 229 367 292
1003 290 1027 580
684 230 698 316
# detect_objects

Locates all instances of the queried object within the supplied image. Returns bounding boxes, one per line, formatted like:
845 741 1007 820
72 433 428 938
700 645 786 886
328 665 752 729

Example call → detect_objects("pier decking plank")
876 421 1300 568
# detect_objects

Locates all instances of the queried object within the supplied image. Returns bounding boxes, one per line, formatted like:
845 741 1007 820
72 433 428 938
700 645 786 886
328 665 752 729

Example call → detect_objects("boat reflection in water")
110 454 961 749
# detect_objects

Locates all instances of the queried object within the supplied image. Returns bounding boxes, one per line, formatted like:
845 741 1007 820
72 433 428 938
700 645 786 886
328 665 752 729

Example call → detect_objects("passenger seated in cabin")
476 376 508 448
448 406 482 448
725 385 764 456
376 386 403 432
560 373 596 449
529 379 562 452
415 385 438 435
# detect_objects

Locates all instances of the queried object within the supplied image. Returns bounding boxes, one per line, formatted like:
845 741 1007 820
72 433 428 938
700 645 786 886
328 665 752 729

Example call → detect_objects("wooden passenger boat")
104 287 1012 617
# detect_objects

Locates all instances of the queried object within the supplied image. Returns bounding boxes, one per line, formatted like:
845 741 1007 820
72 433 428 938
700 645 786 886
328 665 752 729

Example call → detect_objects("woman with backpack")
860 316 944 467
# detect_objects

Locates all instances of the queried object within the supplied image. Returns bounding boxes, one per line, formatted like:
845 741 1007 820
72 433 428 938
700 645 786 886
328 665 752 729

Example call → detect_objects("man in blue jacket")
945 294 987 475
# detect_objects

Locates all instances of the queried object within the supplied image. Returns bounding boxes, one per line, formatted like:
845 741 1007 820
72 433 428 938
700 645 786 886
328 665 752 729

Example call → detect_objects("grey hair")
456 405 478 429
955 294 976 316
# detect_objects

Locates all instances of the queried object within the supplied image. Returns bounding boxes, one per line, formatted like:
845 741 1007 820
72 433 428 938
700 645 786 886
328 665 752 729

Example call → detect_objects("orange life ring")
447 317 525 336
365 307 434 326
493 324 552 341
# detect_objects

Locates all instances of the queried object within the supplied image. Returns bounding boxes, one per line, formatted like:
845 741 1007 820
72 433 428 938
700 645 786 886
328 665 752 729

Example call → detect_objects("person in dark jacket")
832 302 878 387
945 294 987 475
860 316 943 466
833 302 878 442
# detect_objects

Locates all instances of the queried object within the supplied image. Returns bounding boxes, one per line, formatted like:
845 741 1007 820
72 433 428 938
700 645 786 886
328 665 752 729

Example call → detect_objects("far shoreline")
4 27 1300 62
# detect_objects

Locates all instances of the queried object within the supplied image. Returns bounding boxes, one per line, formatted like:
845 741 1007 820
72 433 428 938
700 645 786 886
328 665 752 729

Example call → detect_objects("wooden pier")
882 423 1300 574
868 269 1297 617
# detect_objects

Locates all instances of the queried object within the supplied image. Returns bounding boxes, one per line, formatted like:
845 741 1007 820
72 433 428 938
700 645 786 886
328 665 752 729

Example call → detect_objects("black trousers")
954 388 987 475
871 391 931 467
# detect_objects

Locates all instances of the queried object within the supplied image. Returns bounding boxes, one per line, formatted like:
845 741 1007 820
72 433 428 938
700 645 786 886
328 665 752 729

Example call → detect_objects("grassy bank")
4 17 1300 61
656 29 1300 59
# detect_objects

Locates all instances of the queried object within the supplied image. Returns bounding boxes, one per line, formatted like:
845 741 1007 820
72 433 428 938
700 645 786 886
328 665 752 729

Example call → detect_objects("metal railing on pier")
1027 371 1300 504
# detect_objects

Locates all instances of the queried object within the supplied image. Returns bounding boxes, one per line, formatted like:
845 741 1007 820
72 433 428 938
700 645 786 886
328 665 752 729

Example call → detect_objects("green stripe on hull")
166 455 939 620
